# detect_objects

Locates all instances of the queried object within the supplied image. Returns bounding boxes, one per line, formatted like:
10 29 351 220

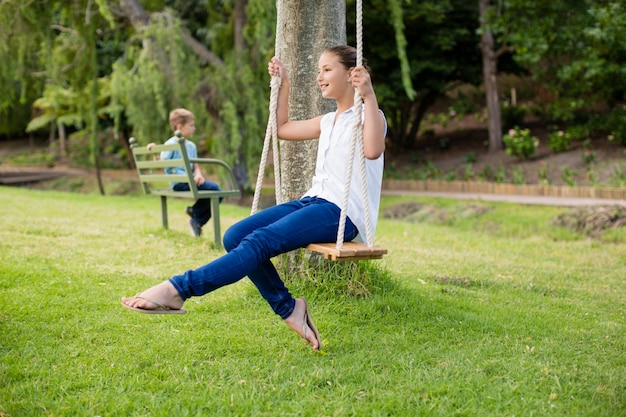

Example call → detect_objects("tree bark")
277 0 346 202
479 0 503 152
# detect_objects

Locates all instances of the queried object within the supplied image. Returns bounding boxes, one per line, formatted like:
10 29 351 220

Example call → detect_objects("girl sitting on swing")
122 45 387 351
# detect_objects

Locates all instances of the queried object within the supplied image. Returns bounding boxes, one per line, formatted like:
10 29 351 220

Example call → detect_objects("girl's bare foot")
121 281 186 314
284 298 321 350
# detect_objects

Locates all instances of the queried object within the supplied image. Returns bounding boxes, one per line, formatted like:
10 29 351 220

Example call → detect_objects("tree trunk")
276 0 346 202
479 0 503 152
57 121 66 158
234 0 246 66
273 0 346 274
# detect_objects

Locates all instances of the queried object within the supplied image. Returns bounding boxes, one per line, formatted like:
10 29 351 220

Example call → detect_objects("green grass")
1 187 624 416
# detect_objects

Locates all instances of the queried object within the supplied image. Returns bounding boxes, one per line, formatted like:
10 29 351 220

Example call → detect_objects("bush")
601 107 626 146
501 103 527 129
503 127 539 160
548 130 573 152
568 124 592 141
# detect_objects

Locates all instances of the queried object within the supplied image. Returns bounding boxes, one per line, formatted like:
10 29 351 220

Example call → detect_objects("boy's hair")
169 108 195 131
324 45 371 73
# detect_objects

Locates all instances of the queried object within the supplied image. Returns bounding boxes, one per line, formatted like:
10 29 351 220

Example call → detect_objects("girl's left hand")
350 66 374 99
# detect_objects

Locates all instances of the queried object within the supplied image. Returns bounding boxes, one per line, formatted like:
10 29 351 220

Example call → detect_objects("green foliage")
538 164 551 185
1 0 274 192
609 165 626 187
561 3 626 106
561 167 576 186
387 0 416 100
501 102 527 130
491 1 626 122
2 0 625 190
503 126 539 160
567 124 592 141
347 0 485 149
207 56 268 191
547 129 573 153
494 166 507 183
581 150 596 165
478 164 493 181
0 2 48 134
105 4 271 190
595 106 626 146
463 152 478 163
511 166 525 185
26 84 84 133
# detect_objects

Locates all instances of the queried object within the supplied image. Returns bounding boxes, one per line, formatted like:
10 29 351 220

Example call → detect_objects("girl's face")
178 121 196 138
317 52 351 99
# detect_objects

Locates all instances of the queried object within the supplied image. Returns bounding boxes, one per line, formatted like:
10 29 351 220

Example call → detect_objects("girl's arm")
269 57 322 141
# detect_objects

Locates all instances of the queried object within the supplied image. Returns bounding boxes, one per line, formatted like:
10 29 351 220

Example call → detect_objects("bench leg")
211 197 222 248
160 196 168 229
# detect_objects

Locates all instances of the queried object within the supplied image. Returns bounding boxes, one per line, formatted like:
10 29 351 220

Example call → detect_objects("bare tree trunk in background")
47 122 55 149
276 0 346 201
57 122 66 159
234 0 246 66
479 0 503 152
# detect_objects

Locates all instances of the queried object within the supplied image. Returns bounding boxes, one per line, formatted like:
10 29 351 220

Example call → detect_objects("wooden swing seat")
306 242 387 261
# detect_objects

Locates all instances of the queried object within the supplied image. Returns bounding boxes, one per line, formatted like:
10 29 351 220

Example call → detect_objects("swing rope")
251 0 284 215
253 0 380 257
335 0 374 250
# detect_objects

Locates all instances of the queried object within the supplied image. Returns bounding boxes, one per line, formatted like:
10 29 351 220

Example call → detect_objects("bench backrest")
129 137 241 200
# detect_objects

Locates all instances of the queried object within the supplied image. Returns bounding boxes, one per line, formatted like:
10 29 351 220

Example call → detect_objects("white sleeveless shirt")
303 107 386 241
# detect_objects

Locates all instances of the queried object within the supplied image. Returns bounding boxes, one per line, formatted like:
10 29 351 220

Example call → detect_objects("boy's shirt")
160 136 198 186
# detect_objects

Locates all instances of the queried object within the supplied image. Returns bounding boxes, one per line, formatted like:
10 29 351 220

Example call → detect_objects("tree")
0 1 48 137
2 1 118 193
347 0 484 150
478 0 503 151
107 0 274 191
1 0 276 193
275 0 346 201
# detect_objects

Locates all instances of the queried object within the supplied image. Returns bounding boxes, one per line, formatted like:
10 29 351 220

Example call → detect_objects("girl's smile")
317 52 350 99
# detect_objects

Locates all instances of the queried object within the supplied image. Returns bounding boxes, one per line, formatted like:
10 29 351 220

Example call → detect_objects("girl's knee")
223 225 247 251
222 228 237 251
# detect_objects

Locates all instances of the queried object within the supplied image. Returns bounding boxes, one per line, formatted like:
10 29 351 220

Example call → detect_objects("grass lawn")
1 186 624 416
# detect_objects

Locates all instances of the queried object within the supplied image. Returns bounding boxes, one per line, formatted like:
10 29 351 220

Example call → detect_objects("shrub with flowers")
547 130 572 153
503 127 539 160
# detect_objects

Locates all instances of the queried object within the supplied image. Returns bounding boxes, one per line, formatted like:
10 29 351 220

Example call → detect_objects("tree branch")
119 0 224 68
495 44 512 58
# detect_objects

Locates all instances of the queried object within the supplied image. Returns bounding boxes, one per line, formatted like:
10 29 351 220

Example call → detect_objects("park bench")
129 136 241 248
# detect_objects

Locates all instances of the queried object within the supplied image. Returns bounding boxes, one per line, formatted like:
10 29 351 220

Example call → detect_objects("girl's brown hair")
324 45 371 73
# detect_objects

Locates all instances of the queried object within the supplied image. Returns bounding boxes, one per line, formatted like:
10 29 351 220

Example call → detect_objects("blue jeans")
169 197 358 319
173 181 221 226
